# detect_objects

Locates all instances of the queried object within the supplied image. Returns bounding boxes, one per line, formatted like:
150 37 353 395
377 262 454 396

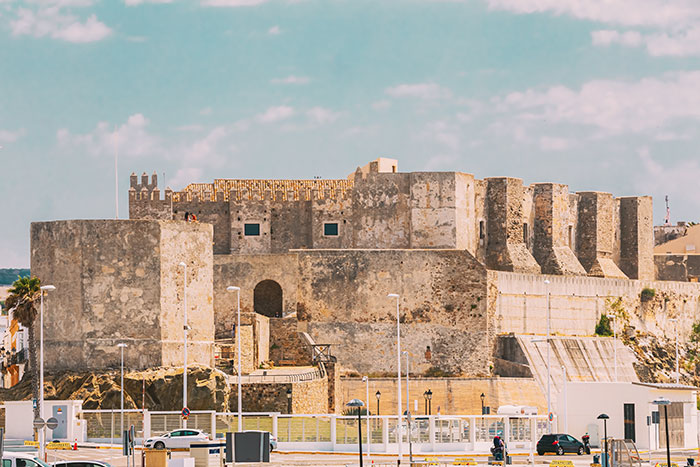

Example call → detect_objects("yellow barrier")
424 458 440 466
655 463 679 467
550 461 574 467
47 442 72 450
24 441 39 447
454 458 478 465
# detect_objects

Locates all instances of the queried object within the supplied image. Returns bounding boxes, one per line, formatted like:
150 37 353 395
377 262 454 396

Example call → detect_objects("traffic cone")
73 439 78 451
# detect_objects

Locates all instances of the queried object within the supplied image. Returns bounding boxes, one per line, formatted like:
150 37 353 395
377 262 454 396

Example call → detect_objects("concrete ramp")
495 334 638 408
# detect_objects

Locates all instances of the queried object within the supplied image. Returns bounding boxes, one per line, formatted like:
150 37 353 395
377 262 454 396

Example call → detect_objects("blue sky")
2 0 700 267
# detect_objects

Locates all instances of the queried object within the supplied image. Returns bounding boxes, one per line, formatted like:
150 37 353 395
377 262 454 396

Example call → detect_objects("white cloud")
386 83 452 100
268 25 281 35
0 128 26 143
306 107 340 125
125 0 173 5
256 106 295 123
592 27 700 56
169 168 204 190
202 0 270 6
636 148 700 214
58 113 159 158
591 30 642 47
181 126 229 167
498 71 700 134
539 136 571 151
270 75 309 85
371 100 391 110
10 5 111 42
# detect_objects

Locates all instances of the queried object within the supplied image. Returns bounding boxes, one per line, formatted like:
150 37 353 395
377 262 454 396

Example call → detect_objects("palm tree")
5 276 41 419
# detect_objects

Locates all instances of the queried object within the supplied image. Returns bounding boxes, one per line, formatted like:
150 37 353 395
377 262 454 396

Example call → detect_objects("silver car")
144 429 210 449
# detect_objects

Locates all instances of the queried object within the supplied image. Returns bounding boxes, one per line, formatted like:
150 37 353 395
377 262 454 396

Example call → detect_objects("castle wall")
30 220 214 372
492 271 700 338
619 196 655 280
655 255 700 282
409 172 467 249
576 192 627 278
352 173 412 248
295 249 490 375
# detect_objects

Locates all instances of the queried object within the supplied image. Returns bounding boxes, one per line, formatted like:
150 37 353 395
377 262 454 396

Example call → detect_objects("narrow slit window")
324 223 339 236
244 223 260 236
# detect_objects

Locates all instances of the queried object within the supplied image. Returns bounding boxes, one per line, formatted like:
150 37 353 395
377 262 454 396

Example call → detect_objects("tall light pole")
39 284 55 462
227 286 242 432
402 351 413 465
362 376 371 460
375 390 381 416
544 278 552 431
118 343 128 442
597 413 609 467
387 293 402 463
653 397 672 467
669 318 679 384
561 365 567 434
609 313 618 382
347 399 365 467
179 262 189 428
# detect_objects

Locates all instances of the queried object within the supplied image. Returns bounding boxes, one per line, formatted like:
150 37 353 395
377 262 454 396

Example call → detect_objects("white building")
556 381 698 450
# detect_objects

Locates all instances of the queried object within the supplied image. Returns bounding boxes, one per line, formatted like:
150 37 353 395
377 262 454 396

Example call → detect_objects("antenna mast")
114 126 119 219
664 195 670 226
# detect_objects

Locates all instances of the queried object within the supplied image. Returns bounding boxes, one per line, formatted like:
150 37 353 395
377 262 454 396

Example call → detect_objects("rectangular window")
244 223 260 236
324 223 339 236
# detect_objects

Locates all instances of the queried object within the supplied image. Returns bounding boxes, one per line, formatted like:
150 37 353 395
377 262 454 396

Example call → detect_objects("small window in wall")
392 165 397 173
568 226 573 248
324 222 339 236
479 221 485 239
523 223 529 248
244 223 260 236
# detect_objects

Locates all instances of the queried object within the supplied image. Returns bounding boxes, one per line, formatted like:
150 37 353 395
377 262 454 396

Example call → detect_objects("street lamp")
480 393 485 415
609 313 618 382
669 319 679 384
227 286 242 432
375 390 381 416
346 399 365 467
39 284 55 461
426 389 432 415
653 397 672 467
179 262 189 428
423 391 428 415
597 413 609 467
387 293 402 462
286 388 292 414
118 343 128 443
544 278 552 429
402 350 413 465
362 376 371 460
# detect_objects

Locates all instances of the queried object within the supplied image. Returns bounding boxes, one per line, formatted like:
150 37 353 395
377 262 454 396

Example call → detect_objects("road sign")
548 412 554 422
182 407 190 418
46 417 59 430
33 417 45 429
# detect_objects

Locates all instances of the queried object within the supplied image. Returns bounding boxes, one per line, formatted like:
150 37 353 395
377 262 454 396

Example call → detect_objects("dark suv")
536 434 585 455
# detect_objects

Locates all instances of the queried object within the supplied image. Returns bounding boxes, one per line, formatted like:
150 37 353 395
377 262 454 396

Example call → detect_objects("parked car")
144 429 210 449
536 433 585 455
52 462 111 467
1 452 50 467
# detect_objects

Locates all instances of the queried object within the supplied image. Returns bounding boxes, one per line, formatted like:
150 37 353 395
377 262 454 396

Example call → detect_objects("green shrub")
641 288 656 302
595 314 613 337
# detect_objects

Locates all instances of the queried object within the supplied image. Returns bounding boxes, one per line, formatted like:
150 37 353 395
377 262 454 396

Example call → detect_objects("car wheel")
578 446 584 455
537 450 545 456
154 442 165 450
557 446 564 456
270 444 274 452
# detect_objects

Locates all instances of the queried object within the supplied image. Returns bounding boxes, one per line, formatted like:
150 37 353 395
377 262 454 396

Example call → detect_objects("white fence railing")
81 410 556 453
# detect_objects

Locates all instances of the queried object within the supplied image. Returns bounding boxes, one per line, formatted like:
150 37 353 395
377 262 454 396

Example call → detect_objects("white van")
1 452 50 467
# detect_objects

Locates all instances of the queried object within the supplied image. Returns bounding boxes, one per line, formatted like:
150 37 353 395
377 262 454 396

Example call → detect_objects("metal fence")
81 410 555 453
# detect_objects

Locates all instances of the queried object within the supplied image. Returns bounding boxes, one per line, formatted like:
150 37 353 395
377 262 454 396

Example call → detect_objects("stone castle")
28 158 700 413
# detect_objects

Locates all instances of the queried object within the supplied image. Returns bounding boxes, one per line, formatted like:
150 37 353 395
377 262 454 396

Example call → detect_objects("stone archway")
254 280 283 318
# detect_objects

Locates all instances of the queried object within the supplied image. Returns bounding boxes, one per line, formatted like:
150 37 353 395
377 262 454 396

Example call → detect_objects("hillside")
0 269 30 285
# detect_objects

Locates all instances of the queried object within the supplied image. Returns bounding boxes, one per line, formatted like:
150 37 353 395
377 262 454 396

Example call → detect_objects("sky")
2 0 700 268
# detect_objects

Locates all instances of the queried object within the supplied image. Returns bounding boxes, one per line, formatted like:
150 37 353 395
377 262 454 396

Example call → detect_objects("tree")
5 276 42 419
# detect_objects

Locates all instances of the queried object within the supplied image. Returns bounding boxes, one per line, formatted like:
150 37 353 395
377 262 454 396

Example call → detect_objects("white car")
144 429 210 449
2 452 51 467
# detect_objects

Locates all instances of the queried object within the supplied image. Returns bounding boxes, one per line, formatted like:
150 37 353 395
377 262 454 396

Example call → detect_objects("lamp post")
387 293 402 463
402 350 413 466
609 313 618 382
362 376 371 460
39 284 56 461
653 397 672 467
480 393 485 415
346 399 365 467
375 390 381 416
227 286 242 432
544 278 552 430
426 389 432 415
286 388 292 414
179 262 189 429
118 343 128 443
597 413 609 467
669 319 679 384
424 391 428 415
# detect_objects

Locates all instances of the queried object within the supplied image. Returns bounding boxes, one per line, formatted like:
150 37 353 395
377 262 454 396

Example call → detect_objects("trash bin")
233 431 270 463
593 454 601 465
145 449 169 467
687 459 695 467
189 442 224 467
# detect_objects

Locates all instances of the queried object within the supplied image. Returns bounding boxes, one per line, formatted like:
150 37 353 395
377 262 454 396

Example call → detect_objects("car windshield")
32 458 50 467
